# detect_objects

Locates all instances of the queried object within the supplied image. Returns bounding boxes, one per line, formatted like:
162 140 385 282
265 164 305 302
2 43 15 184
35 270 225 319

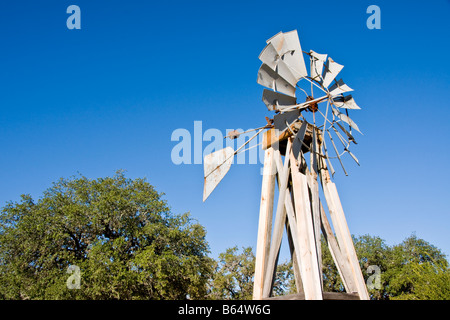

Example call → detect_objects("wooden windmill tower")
203 30 369 300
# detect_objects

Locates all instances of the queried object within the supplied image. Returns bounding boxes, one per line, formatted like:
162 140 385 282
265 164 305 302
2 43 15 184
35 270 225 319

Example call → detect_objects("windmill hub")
305 96 319 113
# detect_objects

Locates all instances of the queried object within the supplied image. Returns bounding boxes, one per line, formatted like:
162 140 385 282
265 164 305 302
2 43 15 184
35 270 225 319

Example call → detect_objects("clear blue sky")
0 0 449 261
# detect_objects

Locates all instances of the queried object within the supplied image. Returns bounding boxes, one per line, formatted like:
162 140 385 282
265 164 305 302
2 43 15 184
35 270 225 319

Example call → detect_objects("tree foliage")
384 235 449 300
314 234 449 300
0 171 213 300
207 246 254 300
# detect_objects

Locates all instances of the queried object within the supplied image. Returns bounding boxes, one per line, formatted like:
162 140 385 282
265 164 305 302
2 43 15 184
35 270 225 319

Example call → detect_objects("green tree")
0 171 213 300
392 259 450 300
207 246 295 299
322 234 450 300
352 234 391 299
207 246 254 300
386 234 449 300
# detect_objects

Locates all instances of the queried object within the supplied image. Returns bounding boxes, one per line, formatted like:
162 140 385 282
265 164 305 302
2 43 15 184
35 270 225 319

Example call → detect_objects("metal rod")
304 76 327 94
234 128 264 155
323 100 329 134
224 125 270 140
204 128 264 179
331 126 350 150
326 129 347 176
335 122 357 145
282 95 328 113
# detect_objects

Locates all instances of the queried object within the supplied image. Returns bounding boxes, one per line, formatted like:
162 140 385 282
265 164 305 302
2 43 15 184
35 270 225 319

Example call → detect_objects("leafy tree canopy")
207 246 254 300
0 171 213 300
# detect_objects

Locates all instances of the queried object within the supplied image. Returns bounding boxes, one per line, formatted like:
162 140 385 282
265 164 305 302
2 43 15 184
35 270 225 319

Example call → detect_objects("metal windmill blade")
203 29 364 202
332 95 361 110
279 30 308 81
257 63 296 97
310 50 327 83
328 79 354 96
259 30 362 174
256 29 364 175
322 58 344 88
265 30 308 81
262 89 297 111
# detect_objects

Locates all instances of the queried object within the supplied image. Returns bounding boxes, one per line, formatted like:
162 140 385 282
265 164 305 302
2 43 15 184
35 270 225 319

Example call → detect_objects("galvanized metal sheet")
262 89 297 111
328 79 353 96
332 107 362 134
275 75 296 97
276 59 298 87
257 63 275 90
281 30 308 81
273 109 300 137
261 33 305 86
203 147 234 201
266 31 288 55
292 120 308 160
265 30 308 82
259 42 279 71
332 94 360 110
257 63 296 97
322 58 344 88
309 50 327 83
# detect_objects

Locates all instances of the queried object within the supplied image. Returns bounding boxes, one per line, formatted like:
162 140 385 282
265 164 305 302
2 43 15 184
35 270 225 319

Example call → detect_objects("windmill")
203 30 369 300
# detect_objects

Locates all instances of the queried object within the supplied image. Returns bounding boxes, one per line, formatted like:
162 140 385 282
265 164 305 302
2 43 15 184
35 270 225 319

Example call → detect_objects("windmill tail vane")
202 30 369 300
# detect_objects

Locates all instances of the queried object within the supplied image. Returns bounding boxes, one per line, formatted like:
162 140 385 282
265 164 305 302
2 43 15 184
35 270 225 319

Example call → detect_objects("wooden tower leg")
262 140 292 298
320 201 358 293
318 157 370 300
286 219 304 294
275 146 305 296
253 147 276 300
289 148 323 300
309 131 322 286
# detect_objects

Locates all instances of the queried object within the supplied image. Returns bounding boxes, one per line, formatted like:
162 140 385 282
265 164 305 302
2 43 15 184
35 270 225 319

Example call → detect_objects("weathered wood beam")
319 201 358 293
262 140 292 298
253 147 276 300
289 147 323 300
318 157 370 300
